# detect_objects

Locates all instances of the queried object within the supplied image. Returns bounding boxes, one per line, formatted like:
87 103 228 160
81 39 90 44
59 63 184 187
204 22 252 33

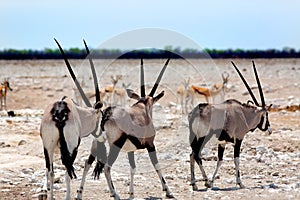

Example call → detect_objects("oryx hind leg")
39 148 54 200
147 146 174 198
128 151 136 199
76 139 107 199
76 154 95 200
208 143 225 188
190 135 211 189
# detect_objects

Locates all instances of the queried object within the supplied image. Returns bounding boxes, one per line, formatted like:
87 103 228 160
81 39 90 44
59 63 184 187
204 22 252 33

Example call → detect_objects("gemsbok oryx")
39 39 103 200
188 61 272 190
0 79 13 111
76 59 174 200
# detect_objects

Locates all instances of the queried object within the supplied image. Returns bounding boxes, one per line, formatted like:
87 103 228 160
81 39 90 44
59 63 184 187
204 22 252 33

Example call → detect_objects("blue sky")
0 0 300 50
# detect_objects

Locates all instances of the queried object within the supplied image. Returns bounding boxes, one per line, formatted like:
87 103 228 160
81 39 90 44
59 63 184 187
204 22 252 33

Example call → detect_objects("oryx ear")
267 104 273 111
93 101 103 110
126 89 140 100
153 90 165 102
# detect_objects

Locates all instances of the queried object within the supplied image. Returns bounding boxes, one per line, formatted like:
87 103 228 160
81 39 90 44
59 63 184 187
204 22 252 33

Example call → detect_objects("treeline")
0 47 299 59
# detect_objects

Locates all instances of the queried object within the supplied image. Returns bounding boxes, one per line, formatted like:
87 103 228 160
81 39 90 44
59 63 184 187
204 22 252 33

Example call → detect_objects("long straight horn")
149 58 170 97
231 61 259 106
54 38 92 107
140 59 146 97
83 39 101 107
252 61 265 107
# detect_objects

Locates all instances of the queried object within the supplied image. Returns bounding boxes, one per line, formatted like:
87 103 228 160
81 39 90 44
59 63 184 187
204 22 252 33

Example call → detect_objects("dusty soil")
0 59 299 200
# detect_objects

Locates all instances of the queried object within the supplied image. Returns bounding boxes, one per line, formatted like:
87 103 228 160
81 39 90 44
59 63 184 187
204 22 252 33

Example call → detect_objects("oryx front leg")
147 146 174 198
234 139 245 188
104 134 127 200
128 151 136 199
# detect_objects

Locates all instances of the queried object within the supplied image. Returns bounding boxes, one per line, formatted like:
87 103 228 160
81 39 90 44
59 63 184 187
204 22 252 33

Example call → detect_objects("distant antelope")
77 59 174 200
104 75 122 105
0 79 13 110
188 61 272 190
113 82 131 106
176 78 195 114
39 39 103 200
191 71 229 103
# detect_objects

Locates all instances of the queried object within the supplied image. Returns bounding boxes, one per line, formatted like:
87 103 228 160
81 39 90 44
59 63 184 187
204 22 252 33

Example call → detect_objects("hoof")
110 194 120 200
128 192 134 199
204 180 213 188
192 184 198 191
38 191 47 200
238 182 246 189
166 193 175 198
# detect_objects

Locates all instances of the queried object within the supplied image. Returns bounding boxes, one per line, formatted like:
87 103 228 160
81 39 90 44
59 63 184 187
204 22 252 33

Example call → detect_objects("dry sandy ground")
0 59 299 200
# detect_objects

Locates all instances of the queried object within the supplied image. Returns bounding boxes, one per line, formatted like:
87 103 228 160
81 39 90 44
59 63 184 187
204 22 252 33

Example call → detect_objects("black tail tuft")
93 161 105 180
58 127 79 179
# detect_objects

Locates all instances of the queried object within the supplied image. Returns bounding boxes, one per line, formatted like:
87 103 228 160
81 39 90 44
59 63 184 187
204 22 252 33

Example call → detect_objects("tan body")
188 62 271 191
0 80 13 110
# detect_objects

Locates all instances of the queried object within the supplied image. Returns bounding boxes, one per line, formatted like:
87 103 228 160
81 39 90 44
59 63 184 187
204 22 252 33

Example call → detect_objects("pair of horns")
231 61 265 107
54 38 101 108
140 58 170 98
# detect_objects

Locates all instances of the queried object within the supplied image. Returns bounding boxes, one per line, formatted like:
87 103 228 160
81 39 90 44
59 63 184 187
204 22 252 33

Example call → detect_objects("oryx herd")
39 40 272 200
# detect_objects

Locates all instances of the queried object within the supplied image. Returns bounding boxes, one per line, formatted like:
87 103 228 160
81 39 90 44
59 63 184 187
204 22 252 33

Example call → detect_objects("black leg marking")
44 148 50 171
234 139 243 158
218 144 225 161
107 134 127 166
217 129 234 143
96 141 107 164
87 154 95 165
128 152 136 169
147 145 159 165
127 135 148 149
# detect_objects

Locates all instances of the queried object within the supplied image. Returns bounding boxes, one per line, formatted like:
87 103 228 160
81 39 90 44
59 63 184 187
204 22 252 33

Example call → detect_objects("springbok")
191 71 229 103
113 82 131 106
0 79 13 110
188 61 272 190
104 75 122 105
77 59 174 200
39 39 103 200
176 78 195 114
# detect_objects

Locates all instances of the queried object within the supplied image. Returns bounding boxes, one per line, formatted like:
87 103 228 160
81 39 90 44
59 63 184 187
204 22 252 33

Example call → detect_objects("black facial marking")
258 112 270 131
